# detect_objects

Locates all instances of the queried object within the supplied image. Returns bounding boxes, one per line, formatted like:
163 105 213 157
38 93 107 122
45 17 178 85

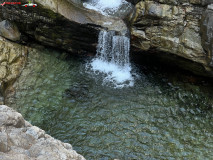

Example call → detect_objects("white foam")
90 58 134 88
94 0 123 9
86 30 134 88
83 0 129 16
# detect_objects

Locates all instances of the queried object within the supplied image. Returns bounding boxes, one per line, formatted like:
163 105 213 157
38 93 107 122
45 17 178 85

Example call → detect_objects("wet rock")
0 105 85 160
0 20 20 42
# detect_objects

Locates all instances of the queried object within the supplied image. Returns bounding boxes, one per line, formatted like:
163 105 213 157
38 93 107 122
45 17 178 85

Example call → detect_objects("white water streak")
90 30 134 88
83 0 130 16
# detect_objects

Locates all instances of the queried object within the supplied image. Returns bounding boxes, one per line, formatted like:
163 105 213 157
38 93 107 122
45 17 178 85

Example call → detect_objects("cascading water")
83 0 132 16
88 30 134 88
85 0 134 88
96 30 130 66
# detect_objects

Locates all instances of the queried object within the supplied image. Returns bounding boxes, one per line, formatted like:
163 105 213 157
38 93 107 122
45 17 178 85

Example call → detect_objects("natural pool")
7 48 213 159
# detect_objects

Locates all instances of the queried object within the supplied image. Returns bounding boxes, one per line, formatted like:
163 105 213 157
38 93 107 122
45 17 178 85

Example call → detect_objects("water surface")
7 48 213 160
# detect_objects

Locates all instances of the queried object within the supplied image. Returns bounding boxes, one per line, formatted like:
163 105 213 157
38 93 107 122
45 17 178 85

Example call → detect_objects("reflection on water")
6 48 213 159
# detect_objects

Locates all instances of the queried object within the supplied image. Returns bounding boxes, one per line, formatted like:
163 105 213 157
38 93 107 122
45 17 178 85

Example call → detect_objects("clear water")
7 48 213 160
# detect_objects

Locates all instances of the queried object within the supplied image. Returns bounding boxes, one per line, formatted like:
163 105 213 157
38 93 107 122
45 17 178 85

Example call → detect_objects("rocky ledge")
129 0 213 77
0 0 128 54
0 105 85 160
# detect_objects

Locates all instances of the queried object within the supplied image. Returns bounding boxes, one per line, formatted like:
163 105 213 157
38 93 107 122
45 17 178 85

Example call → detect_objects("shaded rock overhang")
0 0 127 54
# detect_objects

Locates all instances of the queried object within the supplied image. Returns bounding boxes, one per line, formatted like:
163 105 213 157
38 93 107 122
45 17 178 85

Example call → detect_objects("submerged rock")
0 20 20 42
0 105 85 160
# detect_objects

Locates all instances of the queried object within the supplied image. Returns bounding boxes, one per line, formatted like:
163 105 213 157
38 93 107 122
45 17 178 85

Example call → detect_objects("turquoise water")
7 48 213 159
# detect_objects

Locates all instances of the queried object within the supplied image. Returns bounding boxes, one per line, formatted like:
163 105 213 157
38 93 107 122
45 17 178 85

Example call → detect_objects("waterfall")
83 0 132 17
89 30 134 88
84 0 134 88
97 30 130 67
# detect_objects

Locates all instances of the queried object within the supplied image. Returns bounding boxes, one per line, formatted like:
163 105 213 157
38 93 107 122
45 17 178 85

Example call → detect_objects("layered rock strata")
130 0 213 77
0 0 128 54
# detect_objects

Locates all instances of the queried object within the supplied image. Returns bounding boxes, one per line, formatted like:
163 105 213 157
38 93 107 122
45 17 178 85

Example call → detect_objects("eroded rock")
201 4 213 67
0 36 27 104
0 20 21 42
130 0 213 77
0 105 85 160
0 0 129 54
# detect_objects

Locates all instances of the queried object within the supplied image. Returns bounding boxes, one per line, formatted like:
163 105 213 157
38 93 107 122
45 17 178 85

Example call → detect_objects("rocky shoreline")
0 105 85 160
0 37 85 159
129 0 213 77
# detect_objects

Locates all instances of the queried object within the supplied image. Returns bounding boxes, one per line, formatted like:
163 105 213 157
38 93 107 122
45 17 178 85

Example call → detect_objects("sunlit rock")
0 105 85 160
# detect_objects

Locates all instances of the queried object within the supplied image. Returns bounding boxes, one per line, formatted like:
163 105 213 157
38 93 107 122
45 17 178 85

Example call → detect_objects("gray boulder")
0 105 85 160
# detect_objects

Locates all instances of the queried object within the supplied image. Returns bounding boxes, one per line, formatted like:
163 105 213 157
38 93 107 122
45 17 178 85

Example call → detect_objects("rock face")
130 0 213 77
0 0 128 54
0 0 213 77
201 4 213 67
0 105 85 160
0 36 27 104
0 20 21 42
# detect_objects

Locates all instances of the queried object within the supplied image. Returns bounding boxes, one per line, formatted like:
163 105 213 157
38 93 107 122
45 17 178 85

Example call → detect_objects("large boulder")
130 0 213 77
0 20 21 42
0 105 85 160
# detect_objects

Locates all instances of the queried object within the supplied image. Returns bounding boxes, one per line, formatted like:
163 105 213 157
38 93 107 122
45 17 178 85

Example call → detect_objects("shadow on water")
6 47 213 160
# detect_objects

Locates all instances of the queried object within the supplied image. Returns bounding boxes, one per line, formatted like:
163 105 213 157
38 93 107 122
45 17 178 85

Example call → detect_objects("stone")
0 131 10 153
130 0 213 77
126 0 141 5
0 66 7 79
0 105 85 160
201 8 213 67
0 153 31 160
0 0 129 54
0 37 27 100
0 20 20 42
0 105 25 128
201 0 213 6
